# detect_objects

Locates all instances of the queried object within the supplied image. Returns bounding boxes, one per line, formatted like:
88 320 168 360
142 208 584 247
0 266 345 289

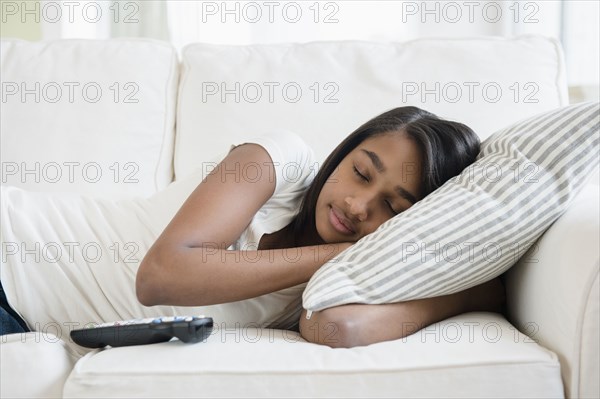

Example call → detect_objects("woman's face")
315 132 423 243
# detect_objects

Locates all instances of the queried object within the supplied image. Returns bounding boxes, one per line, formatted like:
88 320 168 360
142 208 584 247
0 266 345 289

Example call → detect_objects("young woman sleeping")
135 106 506 348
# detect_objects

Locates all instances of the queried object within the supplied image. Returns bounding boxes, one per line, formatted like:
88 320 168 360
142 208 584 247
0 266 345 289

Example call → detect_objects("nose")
344 195 369 222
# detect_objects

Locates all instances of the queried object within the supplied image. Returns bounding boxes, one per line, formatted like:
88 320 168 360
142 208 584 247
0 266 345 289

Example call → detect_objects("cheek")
317 180 333 206
368 214 394 235
314 186 329 223
314 205 328 242
315 189 325 211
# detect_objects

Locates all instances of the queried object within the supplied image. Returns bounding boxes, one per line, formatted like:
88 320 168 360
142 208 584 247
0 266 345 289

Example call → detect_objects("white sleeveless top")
228 130 317 252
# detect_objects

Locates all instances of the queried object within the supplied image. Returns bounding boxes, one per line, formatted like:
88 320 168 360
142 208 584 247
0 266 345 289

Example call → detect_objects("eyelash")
353 166 399 215
353 165 369 182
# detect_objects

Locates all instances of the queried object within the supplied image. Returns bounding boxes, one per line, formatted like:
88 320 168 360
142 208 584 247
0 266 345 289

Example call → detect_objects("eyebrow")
360 149 419 205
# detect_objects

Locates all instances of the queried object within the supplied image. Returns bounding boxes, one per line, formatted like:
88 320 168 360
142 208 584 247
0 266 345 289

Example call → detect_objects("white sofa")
0 36 598 398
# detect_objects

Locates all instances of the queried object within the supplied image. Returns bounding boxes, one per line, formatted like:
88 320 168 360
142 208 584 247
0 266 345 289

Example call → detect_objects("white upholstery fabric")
0 39 178 198
175 36 567 180
63 313 563 398
1 333 78 398
505 183 600 399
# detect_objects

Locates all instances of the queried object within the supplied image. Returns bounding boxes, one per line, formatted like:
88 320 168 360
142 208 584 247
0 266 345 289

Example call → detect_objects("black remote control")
70 316 213 348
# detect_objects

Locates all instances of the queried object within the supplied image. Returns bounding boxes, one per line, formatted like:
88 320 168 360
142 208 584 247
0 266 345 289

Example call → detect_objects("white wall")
3 0 597 100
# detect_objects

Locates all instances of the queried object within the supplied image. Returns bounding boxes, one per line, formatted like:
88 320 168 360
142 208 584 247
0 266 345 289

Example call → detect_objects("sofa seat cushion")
63 313 563 398
1 333 78 399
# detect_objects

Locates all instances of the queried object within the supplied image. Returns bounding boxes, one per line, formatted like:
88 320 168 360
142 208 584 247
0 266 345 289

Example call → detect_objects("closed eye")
386 201 399 215
354 165 399 215
353 166 369 181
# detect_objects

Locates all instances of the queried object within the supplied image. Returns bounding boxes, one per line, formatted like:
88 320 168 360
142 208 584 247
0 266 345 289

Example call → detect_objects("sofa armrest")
504 183 599 399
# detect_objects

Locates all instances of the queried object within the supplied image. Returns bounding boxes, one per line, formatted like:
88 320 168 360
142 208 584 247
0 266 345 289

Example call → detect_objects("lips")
329 206 356 235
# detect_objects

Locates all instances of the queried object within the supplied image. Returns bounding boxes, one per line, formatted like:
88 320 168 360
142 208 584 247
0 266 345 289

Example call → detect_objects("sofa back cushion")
0 39 178 199
174 36 567 180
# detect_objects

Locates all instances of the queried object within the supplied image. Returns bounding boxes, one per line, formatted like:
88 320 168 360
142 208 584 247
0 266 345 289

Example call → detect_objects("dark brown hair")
290 106 480 245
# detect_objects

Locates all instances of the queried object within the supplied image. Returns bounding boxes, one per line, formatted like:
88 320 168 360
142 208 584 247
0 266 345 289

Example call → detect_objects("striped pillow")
303 102 599 313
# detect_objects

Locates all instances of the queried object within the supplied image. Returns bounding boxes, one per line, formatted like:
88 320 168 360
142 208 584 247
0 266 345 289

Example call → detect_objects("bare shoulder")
150 142 277 251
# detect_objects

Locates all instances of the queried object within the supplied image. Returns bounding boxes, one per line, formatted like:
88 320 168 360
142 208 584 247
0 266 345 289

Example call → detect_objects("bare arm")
299 278 505 348
138 244 350 306
136 143 351 307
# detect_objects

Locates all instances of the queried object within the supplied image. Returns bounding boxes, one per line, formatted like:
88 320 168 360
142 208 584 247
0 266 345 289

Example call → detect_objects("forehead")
354 133 421 164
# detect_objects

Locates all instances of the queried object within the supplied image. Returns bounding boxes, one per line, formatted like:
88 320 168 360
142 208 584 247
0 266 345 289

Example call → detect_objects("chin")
320 230 344 245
